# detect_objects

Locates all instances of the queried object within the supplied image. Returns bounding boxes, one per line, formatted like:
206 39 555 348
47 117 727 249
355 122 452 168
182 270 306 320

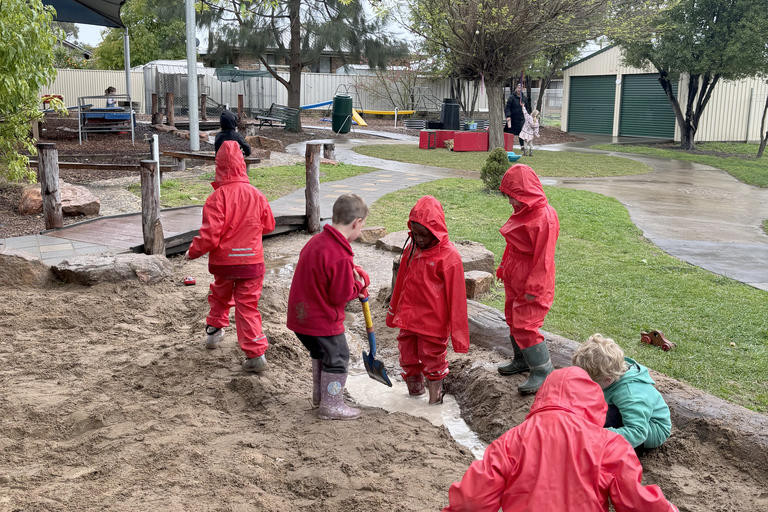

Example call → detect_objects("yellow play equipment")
351 109 368 127
357 109 415 115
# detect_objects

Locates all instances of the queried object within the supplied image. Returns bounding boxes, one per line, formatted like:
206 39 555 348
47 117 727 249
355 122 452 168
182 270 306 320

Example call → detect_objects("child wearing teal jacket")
573 333 672 449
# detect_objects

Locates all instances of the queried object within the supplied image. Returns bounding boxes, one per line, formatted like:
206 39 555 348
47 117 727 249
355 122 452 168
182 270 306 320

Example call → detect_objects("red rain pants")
206 275 267 358
503 282 550 349
398 329 449 381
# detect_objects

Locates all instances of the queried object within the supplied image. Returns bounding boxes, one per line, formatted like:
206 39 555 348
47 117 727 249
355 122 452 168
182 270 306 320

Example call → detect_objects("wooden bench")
256 103 299 129
161 150 267 172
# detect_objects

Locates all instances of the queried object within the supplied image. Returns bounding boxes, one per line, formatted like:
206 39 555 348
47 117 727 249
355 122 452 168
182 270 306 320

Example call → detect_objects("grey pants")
296 333 349 374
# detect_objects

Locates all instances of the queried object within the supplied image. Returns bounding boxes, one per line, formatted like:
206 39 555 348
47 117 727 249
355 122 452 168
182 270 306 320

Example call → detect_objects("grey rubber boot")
205 326 224 349
426 379 444 405
497 336 529 375
311 359 322 408
242 354 267 373
518 342 554 394
317 372 361 420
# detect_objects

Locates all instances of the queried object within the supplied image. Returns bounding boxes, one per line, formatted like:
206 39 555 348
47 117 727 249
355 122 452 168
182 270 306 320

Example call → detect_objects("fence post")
36 142 63 229
201 93 207 121
151 93 162 124
323 143 335 160
237 94 244 122
166 92 175 127
139 160 165 255
305 143 321 234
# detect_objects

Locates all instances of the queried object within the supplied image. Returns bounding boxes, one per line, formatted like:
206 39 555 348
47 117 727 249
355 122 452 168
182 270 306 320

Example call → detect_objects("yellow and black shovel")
360 295 392 387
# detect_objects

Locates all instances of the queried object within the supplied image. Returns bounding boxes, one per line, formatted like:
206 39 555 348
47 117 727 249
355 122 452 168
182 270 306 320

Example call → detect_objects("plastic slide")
351 109 368 127
300 100 333 110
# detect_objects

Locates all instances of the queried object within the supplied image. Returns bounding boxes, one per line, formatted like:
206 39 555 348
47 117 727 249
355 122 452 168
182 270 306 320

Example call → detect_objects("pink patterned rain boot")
317 372 361 420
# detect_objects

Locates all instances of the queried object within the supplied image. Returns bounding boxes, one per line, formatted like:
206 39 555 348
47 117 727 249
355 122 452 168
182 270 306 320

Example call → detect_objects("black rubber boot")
497 336 529 375
518 342 554 394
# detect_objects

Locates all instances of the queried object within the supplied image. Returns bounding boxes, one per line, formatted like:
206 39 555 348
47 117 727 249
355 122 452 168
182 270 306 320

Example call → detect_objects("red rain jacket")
444 367 679 512
497 164 559 307
287 224 367 336
386 196 469 353
188 141 275 267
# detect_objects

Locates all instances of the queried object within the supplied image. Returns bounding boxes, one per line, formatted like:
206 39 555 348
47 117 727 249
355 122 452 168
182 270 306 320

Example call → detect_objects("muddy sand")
1 233 767 511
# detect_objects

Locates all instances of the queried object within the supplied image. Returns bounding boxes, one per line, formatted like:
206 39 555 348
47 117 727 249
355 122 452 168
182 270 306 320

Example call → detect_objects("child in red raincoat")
496 164 559 394
386 195 469 404
186 140 275 373
443 366 679 512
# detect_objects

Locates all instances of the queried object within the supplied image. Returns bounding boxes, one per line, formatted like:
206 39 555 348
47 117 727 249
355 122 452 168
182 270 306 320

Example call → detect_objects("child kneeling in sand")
287 194 370 420
186 141 275 373
386 195 469 404
573 333 672 450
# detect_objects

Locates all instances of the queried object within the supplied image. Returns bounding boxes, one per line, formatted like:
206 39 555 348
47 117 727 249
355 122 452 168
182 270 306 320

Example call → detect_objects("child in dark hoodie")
386 195 469 404
495 164 560 394
215 110 251 157
573 334 672 450
186 140 275 373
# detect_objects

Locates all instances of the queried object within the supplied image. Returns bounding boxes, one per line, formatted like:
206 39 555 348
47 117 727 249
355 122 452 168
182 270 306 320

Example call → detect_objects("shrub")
480 147 509 191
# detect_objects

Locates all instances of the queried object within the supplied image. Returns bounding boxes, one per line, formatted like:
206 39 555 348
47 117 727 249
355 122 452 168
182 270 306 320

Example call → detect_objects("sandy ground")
1 233 767 511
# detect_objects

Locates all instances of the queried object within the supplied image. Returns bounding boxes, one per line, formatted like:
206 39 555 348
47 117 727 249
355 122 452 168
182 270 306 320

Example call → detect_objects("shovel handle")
360 297 377 357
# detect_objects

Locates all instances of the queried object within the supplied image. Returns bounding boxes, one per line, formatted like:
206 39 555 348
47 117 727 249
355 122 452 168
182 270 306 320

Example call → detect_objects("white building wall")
42 69 145 111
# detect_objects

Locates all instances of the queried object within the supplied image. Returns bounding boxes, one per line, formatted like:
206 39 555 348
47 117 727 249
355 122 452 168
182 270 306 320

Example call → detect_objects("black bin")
440 98 460 130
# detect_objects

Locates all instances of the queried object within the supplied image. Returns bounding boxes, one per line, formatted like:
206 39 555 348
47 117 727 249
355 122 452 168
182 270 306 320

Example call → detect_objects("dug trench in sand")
0 233 766 511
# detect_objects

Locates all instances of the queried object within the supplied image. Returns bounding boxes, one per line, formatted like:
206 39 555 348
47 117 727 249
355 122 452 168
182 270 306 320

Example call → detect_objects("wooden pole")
305 143 321 234
151 93 162 124
237 94 244 120
139 160 166 255
323 143 335 160
166 92 175 127
36 142 63 229
200 93 208 121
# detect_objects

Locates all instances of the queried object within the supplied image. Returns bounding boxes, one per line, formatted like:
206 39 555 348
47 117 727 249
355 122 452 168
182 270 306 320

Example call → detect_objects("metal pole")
123 31 132 101
185 0 200 151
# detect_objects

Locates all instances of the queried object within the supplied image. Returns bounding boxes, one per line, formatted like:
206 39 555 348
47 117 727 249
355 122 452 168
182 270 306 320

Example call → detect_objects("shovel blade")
362 351 392 387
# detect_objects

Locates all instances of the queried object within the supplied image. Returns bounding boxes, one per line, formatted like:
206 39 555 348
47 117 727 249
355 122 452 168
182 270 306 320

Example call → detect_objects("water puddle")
347 371 487 460
264 257 295 279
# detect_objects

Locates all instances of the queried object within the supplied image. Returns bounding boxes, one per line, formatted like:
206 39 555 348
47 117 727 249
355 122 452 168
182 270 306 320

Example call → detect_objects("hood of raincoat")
499 164 548 212
212 140 249 189
527 366 607 428
220 110 238 131
407 195 449 245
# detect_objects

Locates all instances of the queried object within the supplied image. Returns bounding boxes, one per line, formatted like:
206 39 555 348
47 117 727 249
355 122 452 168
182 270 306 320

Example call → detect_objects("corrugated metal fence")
41 69 145 110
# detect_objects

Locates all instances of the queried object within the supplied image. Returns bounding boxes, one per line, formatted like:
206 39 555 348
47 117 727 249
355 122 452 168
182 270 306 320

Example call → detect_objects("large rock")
19 183 100 216
466 299 512 355
454 240 495 274
358 226 386 245
51 253 172 285
376 230 409 253
19 186 42 215
245 135 285 153
0 250 51 287
464 270 493 298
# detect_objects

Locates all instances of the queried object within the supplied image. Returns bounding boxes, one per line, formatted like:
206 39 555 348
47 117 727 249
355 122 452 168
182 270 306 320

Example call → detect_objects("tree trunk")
487 83 505 150
536 73 554 114
657 71 693 150
757 90 767 159
524 75 533 112
286 0 302 132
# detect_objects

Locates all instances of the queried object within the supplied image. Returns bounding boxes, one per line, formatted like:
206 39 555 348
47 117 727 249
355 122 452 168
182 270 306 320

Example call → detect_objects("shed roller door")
620 74 677 138
568 75 615 134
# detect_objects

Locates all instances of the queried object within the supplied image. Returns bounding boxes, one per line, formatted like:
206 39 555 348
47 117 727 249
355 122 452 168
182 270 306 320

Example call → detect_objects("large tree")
0 0 58 182
93 0 187 69
200 0 408 130
410 0 609 149
619 0 768 150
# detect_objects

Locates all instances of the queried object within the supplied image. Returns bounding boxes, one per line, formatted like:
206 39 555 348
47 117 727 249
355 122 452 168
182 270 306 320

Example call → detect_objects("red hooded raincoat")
386 196 469 357
444 366 679 512
497 164 559 348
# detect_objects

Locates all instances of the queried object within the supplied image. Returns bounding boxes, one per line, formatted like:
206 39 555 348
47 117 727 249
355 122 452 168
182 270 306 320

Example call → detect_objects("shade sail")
42 0 125 28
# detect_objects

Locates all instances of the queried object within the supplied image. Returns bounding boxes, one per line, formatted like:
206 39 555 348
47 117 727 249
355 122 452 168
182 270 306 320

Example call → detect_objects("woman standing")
504 83 526 152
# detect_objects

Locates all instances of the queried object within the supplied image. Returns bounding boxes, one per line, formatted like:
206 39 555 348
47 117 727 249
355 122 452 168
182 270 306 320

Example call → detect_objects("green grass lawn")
128 163 378 207
592 142 768 188
368 178 768 412
354 144 651 177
